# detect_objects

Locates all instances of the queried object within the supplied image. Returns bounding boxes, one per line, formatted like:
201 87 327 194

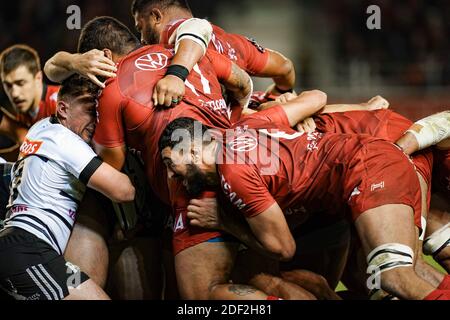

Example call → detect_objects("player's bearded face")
135 14 160 45
184 163 210 197
2 66 41 113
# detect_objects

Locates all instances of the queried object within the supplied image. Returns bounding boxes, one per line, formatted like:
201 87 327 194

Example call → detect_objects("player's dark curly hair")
58 74 101 103
0 44 41 76
78 16 141 56
131 0 191 16
159 117 212 151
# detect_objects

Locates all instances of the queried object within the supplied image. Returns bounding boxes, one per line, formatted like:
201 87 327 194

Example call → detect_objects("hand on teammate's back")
296 117 317 133
153 75 185 108
276 92 298 103
73 49 117 88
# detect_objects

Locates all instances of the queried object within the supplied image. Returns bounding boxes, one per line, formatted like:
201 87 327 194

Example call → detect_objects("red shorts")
316 110 433 210
169 179 223 256
345 140 423 230
432 148 450 199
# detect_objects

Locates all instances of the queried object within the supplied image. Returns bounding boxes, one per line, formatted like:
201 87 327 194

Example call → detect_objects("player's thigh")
174 241 239 300
354 204 417 255
64 191 111 287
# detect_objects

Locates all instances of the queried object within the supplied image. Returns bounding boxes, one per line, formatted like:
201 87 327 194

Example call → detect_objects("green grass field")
335 255 446 292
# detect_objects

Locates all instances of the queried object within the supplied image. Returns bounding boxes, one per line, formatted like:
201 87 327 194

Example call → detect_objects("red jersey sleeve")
93 79 126 148
205 49 232 81
160 19 186 45
239 105 291 129
229 34 270 75
219 163 276 218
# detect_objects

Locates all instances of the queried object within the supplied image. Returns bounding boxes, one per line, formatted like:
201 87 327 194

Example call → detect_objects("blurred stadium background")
0 0 447 291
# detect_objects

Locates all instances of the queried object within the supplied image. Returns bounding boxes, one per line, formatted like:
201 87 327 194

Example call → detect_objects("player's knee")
366 243 416 293
423 223 450 257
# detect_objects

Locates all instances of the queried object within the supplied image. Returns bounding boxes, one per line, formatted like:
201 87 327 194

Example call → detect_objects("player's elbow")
262 237 296 261
43 60 57 82
112 177 136 203
280 58 295 78
306 90 327 108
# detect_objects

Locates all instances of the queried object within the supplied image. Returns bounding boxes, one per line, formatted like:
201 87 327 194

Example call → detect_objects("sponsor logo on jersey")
306 132 323 152
173 210 186 232
135 53 168 71
19 138 43 157
200 98 228 114
228 135 258 152
221 175 246 210
371 181 385 192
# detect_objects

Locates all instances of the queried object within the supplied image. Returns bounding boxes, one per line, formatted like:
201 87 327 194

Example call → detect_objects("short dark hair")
159 117 211 151
78 16 140 55
0 44 41 76
131 0 190 16
58 75 100 104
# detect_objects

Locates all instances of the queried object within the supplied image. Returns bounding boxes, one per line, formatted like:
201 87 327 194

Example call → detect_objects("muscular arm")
221 63 253 110
188 199 295 261
93 143 126 171
44 50 116 87
88 162 135 203
280 90 327 127
321 96 389 114
154 18 213 107
259 49 296 94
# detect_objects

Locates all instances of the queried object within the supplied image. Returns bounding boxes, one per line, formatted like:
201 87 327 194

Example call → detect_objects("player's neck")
167 7 193 22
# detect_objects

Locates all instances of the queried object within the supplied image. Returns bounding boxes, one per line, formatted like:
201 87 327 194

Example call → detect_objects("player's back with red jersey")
94 44 233 203
314 109 433 194
161 19 270 75
218 106 381 218
314 109 412 142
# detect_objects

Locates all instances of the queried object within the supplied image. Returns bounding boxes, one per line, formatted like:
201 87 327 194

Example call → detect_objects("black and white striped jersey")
4 117 102 254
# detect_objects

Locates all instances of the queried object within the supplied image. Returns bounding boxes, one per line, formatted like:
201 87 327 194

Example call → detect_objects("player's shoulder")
119 44 173 65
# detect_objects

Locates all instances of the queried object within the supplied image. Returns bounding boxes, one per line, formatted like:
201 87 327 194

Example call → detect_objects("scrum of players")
0 0 449 300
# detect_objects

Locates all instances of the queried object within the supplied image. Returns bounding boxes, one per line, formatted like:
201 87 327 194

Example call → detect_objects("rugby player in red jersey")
159 90 450 300
247 93 450 297
0 45 60 145
131 0 295 111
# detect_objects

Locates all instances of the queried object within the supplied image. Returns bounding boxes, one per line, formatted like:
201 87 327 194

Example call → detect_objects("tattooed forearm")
228 284 257 296
227 63 253 109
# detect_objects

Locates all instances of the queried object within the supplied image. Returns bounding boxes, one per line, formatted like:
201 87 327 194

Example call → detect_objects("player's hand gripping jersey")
4 117 101 254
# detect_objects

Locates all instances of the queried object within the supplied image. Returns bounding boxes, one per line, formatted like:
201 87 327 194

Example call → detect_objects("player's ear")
34 71 43 82
56 101 69 121
103 49 113 61
151 8 163 24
